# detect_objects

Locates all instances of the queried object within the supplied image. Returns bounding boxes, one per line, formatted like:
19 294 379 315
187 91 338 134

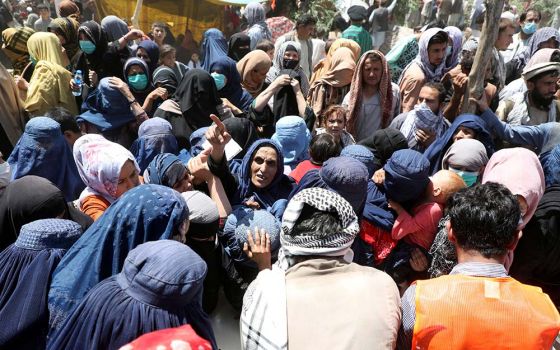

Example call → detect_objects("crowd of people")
0 0 560 349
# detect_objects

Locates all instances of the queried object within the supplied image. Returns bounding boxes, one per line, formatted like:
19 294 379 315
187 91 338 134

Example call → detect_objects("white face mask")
0 162 11 189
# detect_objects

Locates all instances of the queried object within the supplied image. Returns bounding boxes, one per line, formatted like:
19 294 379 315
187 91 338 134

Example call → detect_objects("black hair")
520 8 541 22
290 204 342 239
460 50 475 71
448 182 521 259
528 69 560 84
296 14 317 28
551 51 560 62
45 107 80 134
428 30 449 47
309 133 341 165
424 81 446 103
256 39 274 52
37 4 49 11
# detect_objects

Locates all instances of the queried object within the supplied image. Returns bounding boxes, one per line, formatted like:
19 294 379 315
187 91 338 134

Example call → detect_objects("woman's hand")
243 227 272 271
373 168 385 185
125 29 144 42
270 74 291 91
108 76 133 98
148 87 168 102
291 78 301 93
221 98 242 115
14 75 29 91
187 148 213 183
89 70 98 87
205 114 231 163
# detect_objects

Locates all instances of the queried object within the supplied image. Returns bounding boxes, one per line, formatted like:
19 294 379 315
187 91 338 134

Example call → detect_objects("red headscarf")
118 325 212 350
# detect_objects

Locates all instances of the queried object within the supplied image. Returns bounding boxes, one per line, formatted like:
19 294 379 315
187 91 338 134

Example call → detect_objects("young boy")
290 133 341 183
315 105 356 148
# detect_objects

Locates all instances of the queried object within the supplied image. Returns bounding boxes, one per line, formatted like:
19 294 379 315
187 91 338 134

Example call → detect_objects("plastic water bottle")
72 70 83 97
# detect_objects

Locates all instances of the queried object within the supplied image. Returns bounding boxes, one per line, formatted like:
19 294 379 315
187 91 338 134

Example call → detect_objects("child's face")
325 113 345 139
161 52 176 67
191 53 199 62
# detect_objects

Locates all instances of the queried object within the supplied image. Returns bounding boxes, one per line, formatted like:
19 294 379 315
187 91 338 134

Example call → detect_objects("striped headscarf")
346 50 393 134
1 27 35 72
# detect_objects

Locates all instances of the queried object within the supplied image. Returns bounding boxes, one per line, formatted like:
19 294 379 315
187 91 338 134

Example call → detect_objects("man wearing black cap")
342 5 373 55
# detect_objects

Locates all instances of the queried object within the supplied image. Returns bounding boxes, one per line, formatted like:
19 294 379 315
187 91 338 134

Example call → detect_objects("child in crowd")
289 133 341 183
187 52 202 69
315 105 356 148
388 169 466 287
159 44 189 81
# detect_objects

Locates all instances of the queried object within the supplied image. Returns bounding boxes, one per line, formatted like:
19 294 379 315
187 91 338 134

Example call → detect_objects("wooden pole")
131 0 144 29
460 0 505 114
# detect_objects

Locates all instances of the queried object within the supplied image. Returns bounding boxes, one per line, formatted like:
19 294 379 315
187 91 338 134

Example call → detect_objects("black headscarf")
153 65 179 96
0 176 92 250
228 33 251 62
358 128 408 171
78 21 108 72
173 69 221 133
222 117 258 160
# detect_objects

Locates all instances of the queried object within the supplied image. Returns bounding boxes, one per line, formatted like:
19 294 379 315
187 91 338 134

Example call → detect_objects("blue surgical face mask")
211 72 226 91
522 22 537 35
79 40 96 54
29 55 37 66
449 167 479 187
128 73 148 91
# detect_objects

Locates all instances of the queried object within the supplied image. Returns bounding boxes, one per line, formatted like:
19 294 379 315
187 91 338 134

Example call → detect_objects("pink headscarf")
482 148 545 228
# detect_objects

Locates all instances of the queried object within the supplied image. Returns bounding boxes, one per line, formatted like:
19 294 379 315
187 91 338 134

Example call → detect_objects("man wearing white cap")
497 50 560 126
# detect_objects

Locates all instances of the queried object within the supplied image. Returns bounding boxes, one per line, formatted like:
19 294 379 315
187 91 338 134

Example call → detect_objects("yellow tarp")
95 0 225 41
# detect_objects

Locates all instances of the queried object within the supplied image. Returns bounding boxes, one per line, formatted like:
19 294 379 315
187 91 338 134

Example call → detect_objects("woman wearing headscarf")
358 128 408 172
509 145 560 307
228 33 251 62
100 15 130 44
47 240 217 350
207 132 295 211
343 50 397 142
424 114 495 174
308 46 356 118
201 28 228 71
8 117 84 201
208 56 254 111
134 39 160 75
237 50 272 98
153 65 180 96
123 57 167 116
309 38 361 86
58 0 80 19
0 219 82 350
47 17 80 66
143 153 193 193
241 187 401 349
251 41 312 137
130 118 178 172
176 29 199 65
47 185 189 335
0 62 27 156
1 27 35 77
0 175 92 250
508 27 560 84
73 134 141 221
244 2 272 50
153 69 225 149
22 32 77 116
271 116 311 172
441 138 489 187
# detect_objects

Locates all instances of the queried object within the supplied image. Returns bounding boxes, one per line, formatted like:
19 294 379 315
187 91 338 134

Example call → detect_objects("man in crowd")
342 5 373 55
33 3 52 32
503 8 541 64
398 182 560 349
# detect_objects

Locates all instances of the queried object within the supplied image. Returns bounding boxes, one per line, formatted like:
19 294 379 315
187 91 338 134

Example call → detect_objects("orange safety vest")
412 274 560 350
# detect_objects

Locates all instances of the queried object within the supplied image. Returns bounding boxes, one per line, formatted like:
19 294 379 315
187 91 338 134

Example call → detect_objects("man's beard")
530 90 555 110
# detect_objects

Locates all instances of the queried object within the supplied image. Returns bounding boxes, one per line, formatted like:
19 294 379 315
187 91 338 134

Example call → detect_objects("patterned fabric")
15 219 82 251
47 17 80 61
73 134 140 205
400 28 447 83
346 50 393 134
278 187 359 269
143 153 187 189
130 118 178 172
1 27 35 72
119 325 212 350
387 36 419 84
266 16 294 43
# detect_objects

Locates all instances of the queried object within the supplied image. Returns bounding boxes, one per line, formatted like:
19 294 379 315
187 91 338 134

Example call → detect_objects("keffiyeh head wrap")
278 187 359 269
404 28 447 82
346 50 393 134
1 27 35 72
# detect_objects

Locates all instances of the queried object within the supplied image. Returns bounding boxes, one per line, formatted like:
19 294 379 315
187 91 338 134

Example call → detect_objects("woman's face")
161 51 176 68
453 126 476 142
325 112 345 139
153 26 166 40
136 47 151 64
116 160 140 198
250 66 269 86
78 33 88 41
283 50 299 61
172 168 194 193
127 64 144 78
250 146 278 189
